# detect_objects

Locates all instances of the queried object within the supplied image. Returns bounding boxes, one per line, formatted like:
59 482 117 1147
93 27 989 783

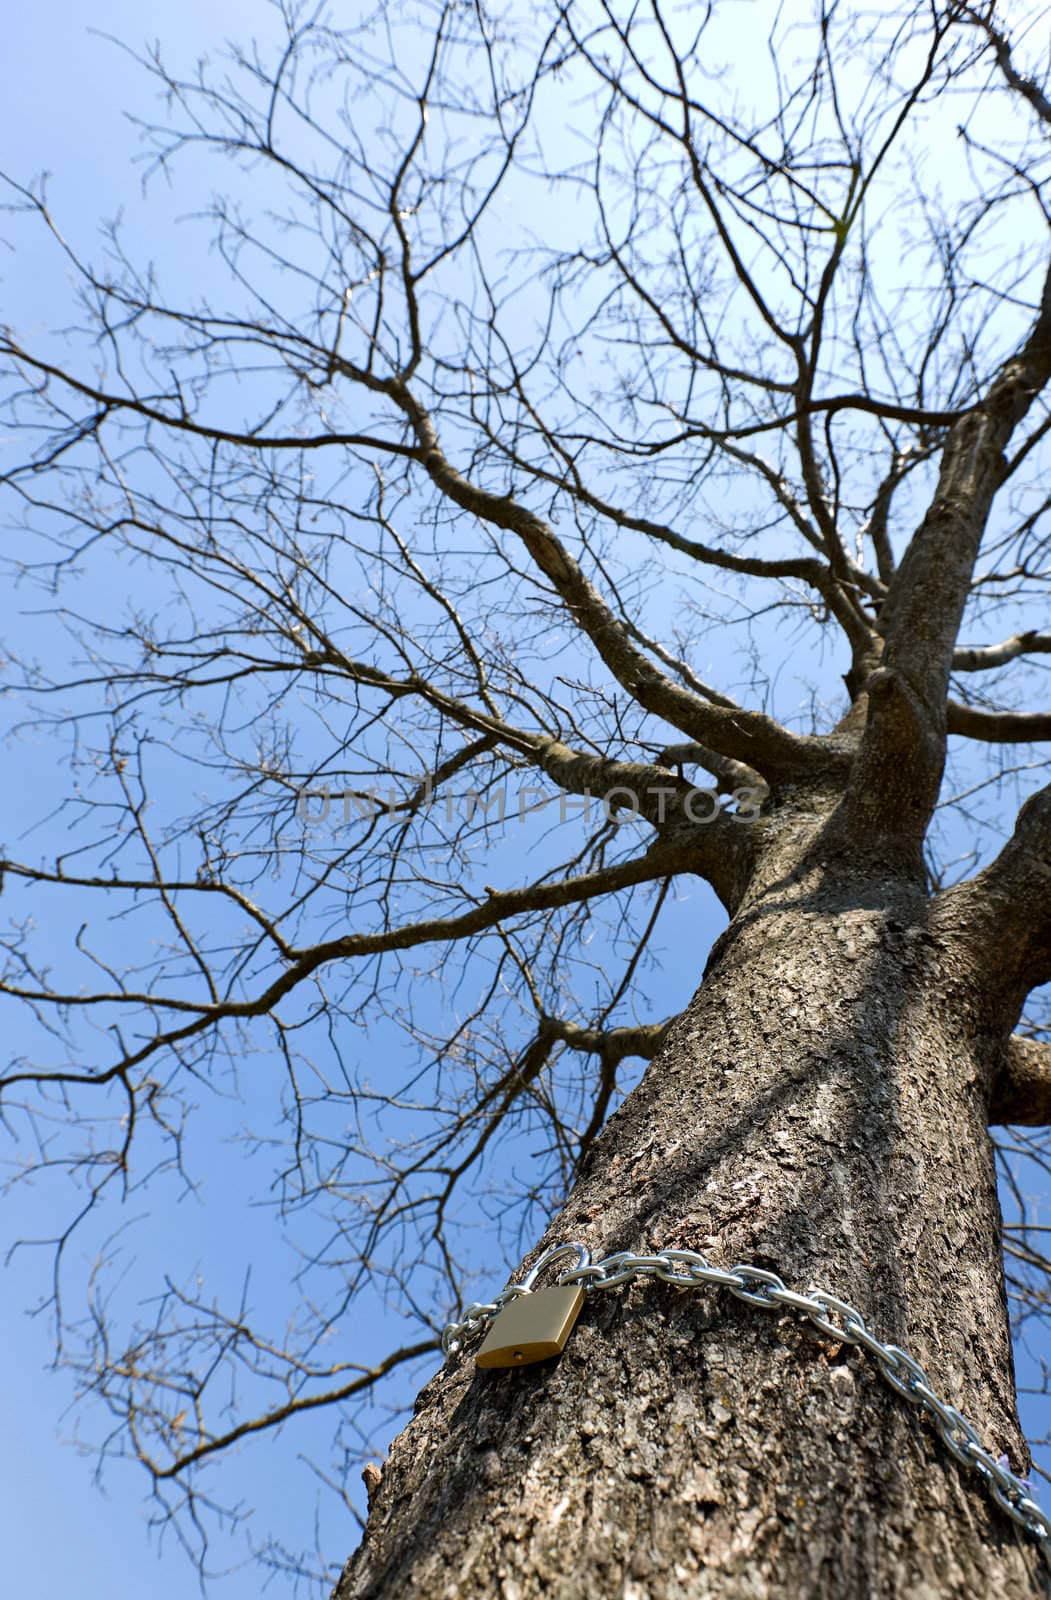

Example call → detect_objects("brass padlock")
475 1285 584 1368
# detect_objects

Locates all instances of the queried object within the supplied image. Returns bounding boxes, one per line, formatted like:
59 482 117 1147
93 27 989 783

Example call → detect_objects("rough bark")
334 818 1046 1600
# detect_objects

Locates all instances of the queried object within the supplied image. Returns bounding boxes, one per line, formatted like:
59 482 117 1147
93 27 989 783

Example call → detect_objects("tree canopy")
2 0 1051 1586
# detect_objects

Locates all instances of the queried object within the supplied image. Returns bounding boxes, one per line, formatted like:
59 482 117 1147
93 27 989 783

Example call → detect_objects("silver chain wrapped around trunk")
442 1242 1051 1560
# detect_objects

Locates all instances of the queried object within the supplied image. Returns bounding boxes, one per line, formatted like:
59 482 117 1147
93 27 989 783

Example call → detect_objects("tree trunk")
334 851 1046 1598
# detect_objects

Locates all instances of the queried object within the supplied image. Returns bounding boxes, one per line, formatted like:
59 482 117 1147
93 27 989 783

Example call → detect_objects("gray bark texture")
334 808 1048 1600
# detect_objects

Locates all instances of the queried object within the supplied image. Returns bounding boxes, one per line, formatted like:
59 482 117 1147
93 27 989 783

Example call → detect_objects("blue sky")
0 13 333 1598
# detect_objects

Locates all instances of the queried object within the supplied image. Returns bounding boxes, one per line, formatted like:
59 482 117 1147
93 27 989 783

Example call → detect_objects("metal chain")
442 1242 1051 1560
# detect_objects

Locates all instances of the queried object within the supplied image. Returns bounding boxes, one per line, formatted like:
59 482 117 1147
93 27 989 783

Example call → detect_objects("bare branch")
992 1036 1051 1126
947 702 1051 742
953 631 1051 672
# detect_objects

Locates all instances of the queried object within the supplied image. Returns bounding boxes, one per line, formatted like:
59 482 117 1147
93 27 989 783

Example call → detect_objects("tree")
3 0 1051 1593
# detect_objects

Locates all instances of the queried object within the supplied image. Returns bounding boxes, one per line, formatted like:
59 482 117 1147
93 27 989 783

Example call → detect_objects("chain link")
442 1243 1051 1560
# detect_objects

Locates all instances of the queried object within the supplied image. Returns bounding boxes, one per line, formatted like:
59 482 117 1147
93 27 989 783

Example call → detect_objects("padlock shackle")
521 1240 591 1292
